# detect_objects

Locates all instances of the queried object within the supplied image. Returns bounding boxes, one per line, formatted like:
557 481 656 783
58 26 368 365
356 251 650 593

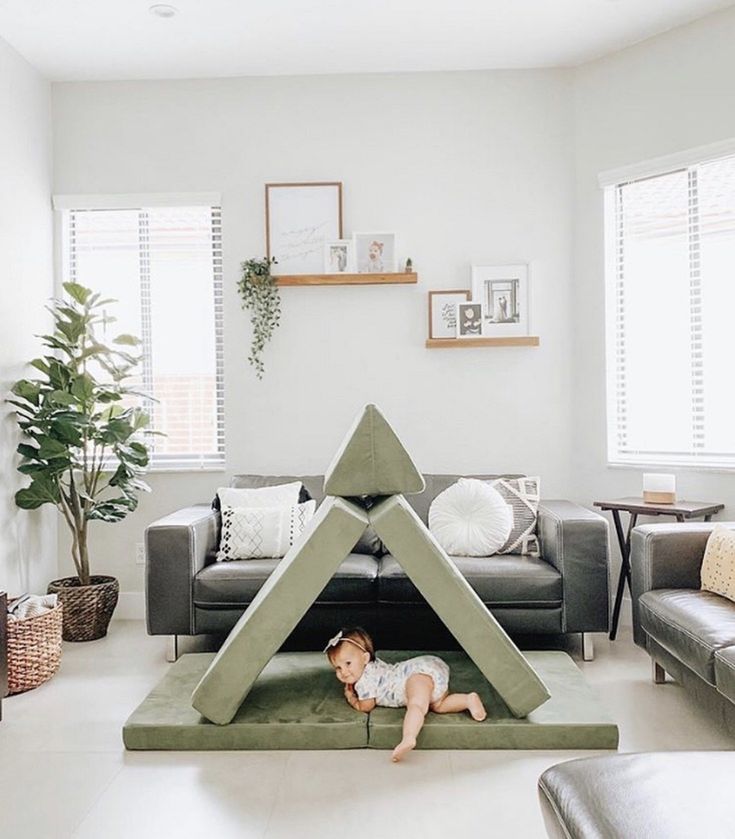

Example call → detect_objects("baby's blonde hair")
326 626 375 662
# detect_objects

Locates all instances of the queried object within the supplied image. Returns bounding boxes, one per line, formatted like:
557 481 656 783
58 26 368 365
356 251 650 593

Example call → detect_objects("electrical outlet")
135 543 146 566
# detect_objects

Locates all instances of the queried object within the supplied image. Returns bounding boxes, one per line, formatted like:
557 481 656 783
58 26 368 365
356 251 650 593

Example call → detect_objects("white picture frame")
456 302 484 338
323 239 355 274
266 182 342 275
471 264 529 337
353 232 396 274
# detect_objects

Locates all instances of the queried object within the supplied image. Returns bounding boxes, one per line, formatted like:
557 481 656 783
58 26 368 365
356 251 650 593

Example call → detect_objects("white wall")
52 70 575 601
573 6 735 527
0 37 55 596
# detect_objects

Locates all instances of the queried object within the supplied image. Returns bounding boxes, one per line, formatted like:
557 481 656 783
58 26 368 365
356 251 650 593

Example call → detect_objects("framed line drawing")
471 264 529 337
428 289 471 339
265 182 343 275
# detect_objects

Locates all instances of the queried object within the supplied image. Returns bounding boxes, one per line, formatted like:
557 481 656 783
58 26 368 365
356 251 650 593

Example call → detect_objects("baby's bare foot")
391 737 416 762
468 692 487 721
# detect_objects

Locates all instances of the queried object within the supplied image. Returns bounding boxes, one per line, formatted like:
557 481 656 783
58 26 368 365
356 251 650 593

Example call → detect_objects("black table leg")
609 510 638 641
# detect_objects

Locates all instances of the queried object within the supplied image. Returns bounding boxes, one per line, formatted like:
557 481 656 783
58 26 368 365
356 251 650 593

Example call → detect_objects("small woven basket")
47 576 119 642
7 603 63 695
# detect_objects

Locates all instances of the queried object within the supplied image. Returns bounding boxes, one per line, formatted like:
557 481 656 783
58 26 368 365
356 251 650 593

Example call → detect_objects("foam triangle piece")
368 495 550 718
192 496 369 725
323 404 426 497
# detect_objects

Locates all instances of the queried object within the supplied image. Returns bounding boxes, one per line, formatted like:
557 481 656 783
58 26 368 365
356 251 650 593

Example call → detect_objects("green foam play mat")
123 651 618 751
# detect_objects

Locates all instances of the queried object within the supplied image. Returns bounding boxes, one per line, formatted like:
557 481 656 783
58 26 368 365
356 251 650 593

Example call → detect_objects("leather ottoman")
538 752 735 839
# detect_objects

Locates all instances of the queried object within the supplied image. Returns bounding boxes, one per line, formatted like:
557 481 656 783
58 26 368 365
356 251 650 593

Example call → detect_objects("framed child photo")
456 302 484 338
324 239 355 274
471 264 529 337
428 290 471 339
353 232 396 274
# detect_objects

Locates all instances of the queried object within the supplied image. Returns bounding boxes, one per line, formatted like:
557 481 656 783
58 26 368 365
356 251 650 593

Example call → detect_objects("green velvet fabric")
323 404 425 497
369 495 551 718
367 651 618 750
124 651 618 751
125 653 367 750
191 497 369 725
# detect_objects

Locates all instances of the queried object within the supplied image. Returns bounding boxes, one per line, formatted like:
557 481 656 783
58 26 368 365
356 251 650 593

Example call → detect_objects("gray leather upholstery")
715 645 735 703
538 752 735 839
145 474 610 643
194 554 379 606
378 554 562 606
638 588 735 683
537 501 610 632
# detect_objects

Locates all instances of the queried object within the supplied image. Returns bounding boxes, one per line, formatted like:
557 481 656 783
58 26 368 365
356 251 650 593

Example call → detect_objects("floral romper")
354 655 450 707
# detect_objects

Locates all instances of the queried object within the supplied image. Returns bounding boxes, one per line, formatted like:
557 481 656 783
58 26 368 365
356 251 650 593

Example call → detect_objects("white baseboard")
113 590 145 621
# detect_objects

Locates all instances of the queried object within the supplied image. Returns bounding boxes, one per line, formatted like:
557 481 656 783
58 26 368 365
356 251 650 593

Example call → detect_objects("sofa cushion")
378 553 562 607
638 589 735 684
228 474 382 556
194 553 379 606
714 646 735 703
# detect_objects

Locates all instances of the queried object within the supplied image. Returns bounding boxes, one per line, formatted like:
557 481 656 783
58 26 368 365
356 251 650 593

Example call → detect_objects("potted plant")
9 282 151 641
237 257 280 378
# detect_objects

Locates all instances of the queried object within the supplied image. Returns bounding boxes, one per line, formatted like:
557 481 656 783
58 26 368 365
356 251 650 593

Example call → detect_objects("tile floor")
1 620 734 839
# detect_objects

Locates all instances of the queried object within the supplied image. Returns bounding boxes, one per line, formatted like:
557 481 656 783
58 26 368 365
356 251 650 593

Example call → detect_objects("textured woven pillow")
216 482 302 510
489 476 541 556
428 478 512 557
217 500 317 561
701 525 735 602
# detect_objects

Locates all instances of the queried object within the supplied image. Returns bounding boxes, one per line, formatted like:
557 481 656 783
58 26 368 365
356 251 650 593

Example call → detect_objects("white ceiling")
1 0 733 81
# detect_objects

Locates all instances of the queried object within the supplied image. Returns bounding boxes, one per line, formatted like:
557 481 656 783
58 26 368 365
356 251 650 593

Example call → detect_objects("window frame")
52 193 226 473
600 140 735 472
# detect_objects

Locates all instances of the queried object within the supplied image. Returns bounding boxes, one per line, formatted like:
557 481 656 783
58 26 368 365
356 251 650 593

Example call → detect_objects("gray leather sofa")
631 522 735 732
538 752 735 839
145 474 610 660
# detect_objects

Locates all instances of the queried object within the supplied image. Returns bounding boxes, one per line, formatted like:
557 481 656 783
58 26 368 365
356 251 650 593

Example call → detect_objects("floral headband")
323 630 368 654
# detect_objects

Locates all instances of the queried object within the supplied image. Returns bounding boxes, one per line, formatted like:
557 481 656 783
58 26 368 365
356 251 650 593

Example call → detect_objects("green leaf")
38 437 69 459
30 358 51 376
17 443 41 459
15 474 61 509
71 373 95 402
47 389 76 407
113 334 142 347
63 282 91 306
11 380 41 405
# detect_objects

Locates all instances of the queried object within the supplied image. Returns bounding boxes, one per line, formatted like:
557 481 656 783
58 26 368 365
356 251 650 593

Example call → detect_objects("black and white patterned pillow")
489 477 541 556
217 500 317 560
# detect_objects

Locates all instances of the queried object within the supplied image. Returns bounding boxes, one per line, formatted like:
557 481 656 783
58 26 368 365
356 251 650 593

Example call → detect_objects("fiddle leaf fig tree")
237 256 280 379
9 282 152 586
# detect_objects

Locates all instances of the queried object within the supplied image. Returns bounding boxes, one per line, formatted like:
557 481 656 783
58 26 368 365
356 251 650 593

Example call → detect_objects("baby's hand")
344 683 358 707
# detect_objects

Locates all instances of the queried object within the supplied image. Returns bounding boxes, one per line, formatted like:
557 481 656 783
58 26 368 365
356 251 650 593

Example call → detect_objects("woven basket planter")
47 576 119 642
7 603 63 694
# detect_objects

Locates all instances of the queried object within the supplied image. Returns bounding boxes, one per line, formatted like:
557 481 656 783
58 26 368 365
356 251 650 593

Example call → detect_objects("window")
54 194 224 470
602 145 735 468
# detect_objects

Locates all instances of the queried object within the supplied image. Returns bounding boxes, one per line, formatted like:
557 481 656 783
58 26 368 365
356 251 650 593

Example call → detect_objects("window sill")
607 461 735 475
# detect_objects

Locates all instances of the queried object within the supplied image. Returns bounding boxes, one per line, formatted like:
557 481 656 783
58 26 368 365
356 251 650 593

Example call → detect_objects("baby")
364 240 384 273
325 627 487 762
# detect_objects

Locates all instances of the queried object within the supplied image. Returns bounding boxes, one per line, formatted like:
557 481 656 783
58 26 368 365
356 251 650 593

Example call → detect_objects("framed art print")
266 182 342 275
428 290 471 339
471 264 529 336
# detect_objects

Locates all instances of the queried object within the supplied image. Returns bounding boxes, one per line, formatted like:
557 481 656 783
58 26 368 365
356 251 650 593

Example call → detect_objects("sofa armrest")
538 501 610 633
145 505 220 635
630 522 723 647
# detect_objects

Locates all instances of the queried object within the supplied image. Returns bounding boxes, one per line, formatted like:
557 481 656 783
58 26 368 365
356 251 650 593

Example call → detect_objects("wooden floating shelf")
275 272 418 287
425 336 540 348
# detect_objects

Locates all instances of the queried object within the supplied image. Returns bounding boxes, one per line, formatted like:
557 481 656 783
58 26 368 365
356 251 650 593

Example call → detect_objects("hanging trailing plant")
237 256 280 379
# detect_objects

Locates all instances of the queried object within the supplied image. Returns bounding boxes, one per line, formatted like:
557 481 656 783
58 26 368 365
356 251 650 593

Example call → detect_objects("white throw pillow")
217 500 317 560
217 481 302 509
701 525 735 603
428 478 513 557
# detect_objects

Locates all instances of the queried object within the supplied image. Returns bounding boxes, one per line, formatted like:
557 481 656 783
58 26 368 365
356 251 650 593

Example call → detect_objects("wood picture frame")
265 182 343 275
428 289 471 339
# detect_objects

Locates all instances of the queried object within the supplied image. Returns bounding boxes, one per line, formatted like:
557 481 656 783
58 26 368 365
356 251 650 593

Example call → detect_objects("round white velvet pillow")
429 478 513 557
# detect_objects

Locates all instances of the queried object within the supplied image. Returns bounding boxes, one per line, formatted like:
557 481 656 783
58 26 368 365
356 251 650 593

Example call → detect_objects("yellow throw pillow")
700 525 735 602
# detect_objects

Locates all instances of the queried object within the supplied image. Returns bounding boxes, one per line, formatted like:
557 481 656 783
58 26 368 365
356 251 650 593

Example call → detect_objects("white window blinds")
56 198 225 471
604 154 735 468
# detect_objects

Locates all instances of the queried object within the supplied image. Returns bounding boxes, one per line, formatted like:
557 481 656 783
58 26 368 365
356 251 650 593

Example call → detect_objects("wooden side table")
593 498 724 641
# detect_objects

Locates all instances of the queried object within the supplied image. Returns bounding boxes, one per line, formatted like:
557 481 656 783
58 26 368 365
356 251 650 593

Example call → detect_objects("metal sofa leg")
582 633 594 661
652 660 666 684
166 635 179 663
